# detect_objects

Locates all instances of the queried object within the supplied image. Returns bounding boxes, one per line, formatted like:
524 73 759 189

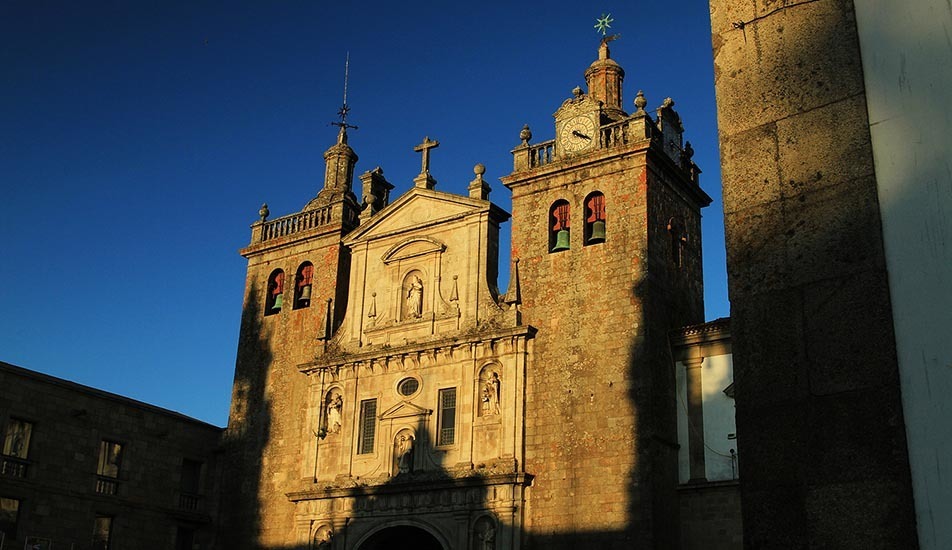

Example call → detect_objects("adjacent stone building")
708 0 951 548
0 361 222 550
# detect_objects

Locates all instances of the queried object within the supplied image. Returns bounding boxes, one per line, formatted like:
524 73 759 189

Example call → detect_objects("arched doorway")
358 525 444 550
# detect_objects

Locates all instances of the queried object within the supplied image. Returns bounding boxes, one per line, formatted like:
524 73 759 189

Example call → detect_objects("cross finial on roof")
414 136 440 175
412 136 440 189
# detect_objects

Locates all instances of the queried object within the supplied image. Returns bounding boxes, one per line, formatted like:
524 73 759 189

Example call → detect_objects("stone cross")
414 136 440 175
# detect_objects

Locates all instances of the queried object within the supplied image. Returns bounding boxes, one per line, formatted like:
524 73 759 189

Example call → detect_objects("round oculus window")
397 377 420 396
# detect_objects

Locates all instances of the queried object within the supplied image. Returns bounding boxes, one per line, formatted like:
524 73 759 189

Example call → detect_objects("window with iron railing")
95 440 123 495
1 418 32 479
178 458 203 511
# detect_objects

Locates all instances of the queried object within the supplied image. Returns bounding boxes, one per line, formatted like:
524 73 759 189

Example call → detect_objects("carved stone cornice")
286 472 533 503
298 325 536 377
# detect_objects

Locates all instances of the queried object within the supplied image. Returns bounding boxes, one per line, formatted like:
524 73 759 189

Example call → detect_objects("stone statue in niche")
325 391 343 435
474 518 496 550
394 432 415 474
312 527 333 550
485 372 501 415
406 275 424 318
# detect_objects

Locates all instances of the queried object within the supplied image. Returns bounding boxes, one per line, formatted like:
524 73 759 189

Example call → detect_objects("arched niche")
402 269 426 321
320 387 344 437
391 427 416 476
476 363 502 418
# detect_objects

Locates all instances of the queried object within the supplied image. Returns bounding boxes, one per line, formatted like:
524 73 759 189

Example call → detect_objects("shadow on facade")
217 279 274 548
289 414 516 550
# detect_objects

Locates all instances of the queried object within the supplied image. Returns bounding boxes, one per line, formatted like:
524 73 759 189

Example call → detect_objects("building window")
357 399 377 455
175 526 195 550
437 388 457 446
584 192 606 245
1 419 32 478
92 515 113 550
96 440 122 495
397 377 420 397
265 269 285 316
549 200 571 252
294 262 314 309
0 497 19 541
2 419 32 459
179 459 203 510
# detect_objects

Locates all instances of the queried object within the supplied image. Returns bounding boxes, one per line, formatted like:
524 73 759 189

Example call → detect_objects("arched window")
584 191 606 245
265 269 285 316
549 200 571 252
294 262 314 309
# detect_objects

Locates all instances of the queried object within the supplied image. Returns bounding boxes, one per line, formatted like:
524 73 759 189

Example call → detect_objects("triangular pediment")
344 188 497 245
379 400 432 420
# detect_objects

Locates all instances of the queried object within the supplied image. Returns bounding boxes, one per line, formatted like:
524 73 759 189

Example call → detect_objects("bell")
551 229 571 252
299 284 312 303
272 294 283 312
589 220 606 243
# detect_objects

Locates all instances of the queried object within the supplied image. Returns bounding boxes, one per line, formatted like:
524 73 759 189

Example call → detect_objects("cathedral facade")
220 39 716 550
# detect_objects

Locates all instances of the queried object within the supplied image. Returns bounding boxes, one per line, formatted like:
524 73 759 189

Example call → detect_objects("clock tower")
502 37 711 549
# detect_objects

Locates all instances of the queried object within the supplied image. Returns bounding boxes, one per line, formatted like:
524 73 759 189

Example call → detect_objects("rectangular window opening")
2 418 32 458
179 458 203 510
438 388 457 446
0 497 20 540
357 399 377 455
92 515 113 550
97 440 123 478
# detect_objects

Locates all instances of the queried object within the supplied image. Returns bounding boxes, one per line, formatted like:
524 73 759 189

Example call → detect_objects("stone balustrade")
601 116 652 148
257 205 334 243
512 139 556 172
512 115 658 173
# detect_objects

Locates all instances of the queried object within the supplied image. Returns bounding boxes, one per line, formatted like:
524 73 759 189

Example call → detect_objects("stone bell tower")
501 38 711 549
220 118 375 548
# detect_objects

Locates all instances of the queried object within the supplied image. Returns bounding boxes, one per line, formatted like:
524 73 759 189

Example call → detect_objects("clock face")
559 116 597 154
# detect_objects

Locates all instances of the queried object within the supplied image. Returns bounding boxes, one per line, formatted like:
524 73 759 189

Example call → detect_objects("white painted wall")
701 354 737 481
676 353 737 483
854 2 952 547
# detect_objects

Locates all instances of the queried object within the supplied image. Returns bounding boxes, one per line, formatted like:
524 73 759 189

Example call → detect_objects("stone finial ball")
634 90 647 110
572 86 583 98
519 124 532 143
474 163 486 176
259 203 270 221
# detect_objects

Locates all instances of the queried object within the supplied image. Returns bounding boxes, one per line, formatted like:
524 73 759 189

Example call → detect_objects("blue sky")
0 2 726 426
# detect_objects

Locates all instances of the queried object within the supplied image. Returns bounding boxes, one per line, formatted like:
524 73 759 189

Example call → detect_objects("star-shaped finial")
594 13 614 36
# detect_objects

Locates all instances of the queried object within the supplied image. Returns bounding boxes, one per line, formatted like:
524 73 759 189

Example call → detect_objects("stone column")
683 356 706 482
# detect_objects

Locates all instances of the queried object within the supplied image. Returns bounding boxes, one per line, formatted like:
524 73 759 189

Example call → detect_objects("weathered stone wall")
507 153 649 548
0 361 222 550
222 222 351 549
505 133 706 548
708 0 919 547
678 482 742 550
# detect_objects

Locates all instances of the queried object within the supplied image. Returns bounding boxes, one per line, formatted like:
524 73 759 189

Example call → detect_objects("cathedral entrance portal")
358 525 444 550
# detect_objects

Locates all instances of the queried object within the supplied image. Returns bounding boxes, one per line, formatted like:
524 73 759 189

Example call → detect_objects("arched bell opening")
294 261 314 309
584 191 606 245
549 199 571 253
264 269 285 316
